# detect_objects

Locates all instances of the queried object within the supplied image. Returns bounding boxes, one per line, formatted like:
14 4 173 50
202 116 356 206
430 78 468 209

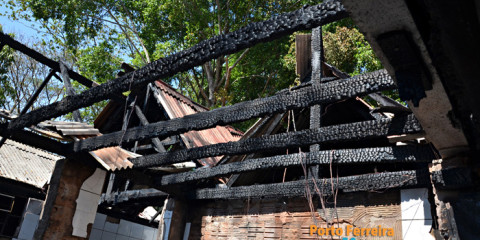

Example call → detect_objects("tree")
5 0 316 109
0 30 65 116
2 1 392 126
0 26 16 110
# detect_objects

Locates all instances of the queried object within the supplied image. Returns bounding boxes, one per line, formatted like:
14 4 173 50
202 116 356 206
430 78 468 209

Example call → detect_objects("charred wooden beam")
0 70 57 148
73 70 396 152
190 169 429 199
0 126 70 156
160 145 435 185
134 105 166 152
8 1 348 131
133 114 422 168
0 32 99 88
59 61 82 122
100 188 168 205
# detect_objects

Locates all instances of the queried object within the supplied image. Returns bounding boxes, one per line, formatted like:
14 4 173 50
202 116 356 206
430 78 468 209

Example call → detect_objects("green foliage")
323 26 382 75
0 27 15 108
76 41 122 84
65 41 122 123
2 1 399 128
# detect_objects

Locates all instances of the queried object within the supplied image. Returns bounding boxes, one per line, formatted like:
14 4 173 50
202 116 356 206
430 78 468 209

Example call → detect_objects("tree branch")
106 8 147 64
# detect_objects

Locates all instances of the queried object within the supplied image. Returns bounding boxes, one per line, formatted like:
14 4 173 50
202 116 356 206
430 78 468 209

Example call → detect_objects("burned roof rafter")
6 1 348 132
0 32 99 89
191 169 430 200
132 114 423 168
160 145 436 185
72 70 396 153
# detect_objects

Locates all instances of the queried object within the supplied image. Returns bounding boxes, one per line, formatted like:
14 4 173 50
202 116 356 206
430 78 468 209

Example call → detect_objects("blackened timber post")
308 27 323 179
134 105 167 152
59 61 82 122
121 94 137 132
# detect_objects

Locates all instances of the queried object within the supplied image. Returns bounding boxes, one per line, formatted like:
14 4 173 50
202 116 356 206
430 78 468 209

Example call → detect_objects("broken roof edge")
154 80 209 113
35 120 136 172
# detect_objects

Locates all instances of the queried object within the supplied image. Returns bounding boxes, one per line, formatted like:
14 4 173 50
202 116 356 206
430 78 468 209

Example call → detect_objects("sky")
0 4 41 38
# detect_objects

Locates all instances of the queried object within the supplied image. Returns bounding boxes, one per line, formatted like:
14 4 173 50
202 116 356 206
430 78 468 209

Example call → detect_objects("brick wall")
188 191 403 240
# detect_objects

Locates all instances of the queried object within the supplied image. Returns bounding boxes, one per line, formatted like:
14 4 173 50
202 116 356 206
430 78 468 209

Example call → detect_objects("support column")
429 154 479 240
34 158 98 240
156 198 189 240
308 26 323 179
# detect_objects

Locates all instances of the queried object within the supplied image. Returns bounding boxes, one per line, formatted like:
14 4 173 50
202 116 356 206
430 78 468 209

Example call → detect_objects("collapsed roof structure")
0 0 479 239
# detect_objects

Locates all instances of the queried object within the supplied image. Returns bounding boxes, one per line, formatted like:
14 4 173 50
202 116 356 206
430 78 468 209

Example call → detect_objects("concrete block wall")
73 168 107 237
89 213 158 240
13 198 43 240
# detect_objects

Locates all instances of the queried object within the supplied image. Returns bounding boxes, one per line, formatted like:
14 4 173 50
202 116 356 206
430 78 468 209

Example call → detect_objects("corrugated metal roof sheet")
37 121 136 171
153 81 242 166
0 139 61 189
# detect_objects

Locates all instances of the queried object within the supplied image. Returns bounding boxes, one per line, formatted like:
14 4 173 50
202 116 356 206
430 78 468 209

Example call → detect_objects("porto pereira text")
310 225 394 238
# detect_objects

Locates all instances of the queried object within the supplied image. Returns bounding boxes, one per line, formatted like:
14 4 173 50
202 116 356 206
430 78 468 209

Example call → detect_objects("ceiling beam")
72 70 396 152
160 145 435 185
7 1 348 132
132 114 423 168
190 169 429 199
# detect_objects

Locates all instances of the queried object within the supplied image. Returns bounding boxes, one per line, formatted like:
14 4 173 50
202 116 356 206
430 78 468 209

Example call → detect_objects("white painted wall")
401 188 435 240
89 213 158 240
72 168 107 237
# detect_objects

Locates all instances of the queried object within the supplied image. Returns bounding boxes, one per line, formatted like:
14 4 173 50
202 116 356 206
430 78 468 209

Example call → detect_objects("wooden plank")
295 34 312 81
0 126 70 156
60 129 100 136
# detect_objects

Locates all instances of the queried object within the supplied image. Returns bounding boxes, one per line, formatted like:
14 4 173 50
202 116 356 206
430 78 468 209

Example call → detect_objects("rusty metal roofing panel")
153 80 243 166
37 121 135 171
0 139 61 189
75 135 136 171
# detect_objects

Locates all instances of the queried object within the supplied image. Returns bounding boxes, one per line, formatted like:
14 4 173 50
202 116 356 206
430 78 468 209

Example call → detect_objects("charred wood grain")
431 168 473 190
132 114 422 168
191 169 430 199
73 69 395 152
161 145 435 185
8 1 348 132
